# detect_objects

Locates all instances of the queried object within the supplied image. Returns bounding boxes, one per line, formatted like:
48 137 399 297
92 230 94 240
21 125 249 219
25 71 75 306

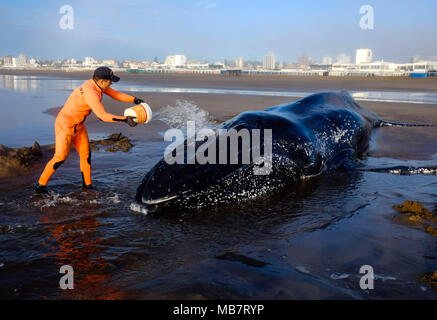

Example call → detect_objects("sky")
0 0 436 63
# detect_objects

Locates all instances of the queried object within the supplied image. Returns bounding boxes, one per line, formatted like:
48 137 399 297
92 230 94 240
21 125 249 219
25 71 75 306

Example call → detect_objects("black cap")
93 66 120 82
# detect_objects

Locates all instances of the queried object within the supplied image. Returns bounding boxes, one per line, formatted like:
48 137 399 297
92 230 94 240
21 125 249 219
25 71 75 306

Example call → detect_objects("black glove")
125 116 138 127
134 97 144 105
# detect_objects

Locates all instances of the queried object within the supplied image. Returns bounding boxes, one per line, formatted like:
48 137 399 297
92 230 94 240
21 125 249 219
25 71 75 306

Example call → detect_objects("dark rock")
90 133 133 152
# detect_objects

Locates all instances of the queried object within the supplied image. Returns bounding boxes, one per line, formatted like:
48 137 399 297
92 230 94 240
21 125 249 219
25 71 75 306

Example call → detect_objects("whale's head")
135 111 308 212
135 153 305 212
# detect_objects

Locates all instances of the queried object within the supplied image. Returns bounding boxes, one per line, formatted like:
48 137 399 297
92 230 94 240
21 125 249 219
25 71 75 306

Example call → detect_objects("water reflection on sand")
2 74 437 105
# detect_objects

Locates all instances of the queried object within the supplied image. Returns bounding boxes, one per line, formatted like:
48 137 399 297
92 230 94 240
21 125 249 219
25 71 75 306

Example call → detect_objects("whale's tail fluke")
378 120 434 127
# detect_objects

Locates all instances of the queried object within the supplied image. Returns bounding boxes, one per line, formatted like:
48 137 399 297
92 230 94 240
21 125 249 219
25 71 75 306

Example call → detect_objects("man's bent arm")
104 87 135 103
85 91 126 123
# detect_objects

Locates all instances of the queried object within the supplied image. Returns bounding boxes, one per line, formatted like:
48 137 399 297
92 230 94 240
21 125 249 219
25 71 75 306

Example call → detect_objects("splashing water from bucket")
154 100 216 130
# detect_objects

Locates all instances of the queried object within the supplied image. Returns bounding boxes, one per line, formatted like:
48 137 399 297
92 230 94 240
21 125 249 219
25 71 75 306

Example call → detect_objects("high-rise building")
3 55 13 66
355 48 373 64
235 57 244 68
336 53 351 64
102 59 120 68
322 56 333 65
83 57 98 66
263 52 275 70
165 56 174 65
164 55 186 66
16 54 27 67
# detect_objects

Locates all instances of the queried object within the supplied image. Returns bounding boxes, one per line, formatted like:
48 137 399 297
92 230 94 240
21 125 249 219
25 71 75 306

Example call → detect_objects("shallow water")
0 75 437 299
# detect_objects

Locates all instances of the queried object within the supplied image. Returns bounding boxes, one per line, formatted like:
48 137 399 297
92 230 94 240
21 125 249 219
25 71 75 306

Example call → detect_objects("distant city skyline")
2 49 437 78
1 1 437 63
3 49 437 69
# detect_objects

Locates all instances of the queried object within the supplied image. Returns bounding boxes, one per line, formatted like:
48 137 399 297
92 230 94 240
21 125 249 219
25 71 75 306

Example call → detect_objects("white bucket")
124 103 152 124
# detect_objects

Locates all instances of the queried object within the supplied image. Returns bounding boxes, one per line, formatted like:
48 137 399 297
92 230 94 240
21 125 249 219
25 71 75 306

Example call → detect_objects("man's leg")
38 126 73 186
73 125 92 187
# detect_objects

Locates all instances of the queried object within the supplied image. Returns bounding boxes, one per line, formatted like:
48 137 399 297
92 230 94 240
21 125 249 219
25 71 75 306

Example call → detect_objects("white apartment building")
3 55 13 66
235 57 244 68
83 57 99 66
164 55 187 67
356 48 373 64
263 52 275 70
16 54 27 67
102 59 120 68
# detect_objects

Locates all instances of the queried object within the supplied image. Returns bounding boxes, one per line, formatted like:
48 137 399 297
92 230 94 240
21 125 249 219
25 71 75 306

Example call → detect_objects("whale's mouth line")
142 194 179 205
142 189 193 205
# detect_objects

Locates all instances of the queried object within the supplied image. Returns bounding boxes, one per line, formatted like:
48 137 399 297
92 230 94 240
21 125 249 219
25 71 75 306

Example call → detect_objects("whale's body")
136 91 383 212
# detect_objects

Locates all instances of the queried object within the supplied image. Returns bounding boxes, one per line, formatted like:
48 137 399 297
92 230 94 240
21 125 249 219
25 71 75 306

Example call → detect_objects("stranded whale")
135 91 424 212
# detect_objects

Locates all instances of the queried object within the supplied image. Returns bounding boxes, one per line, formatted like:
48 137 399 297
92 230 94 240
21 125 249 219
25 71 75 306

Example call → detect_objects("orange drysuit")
38 79 135 187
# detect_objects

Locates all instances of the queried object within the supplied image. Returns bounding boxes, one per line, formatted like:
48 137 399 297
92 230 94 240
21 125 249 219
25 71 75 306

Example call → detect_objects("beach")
0 69 436 299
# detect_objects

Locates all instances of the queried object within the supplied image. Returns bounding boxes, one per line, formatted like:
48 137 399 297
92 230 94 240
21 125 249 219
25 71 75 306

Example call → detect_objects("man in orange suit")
35 67 144 194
